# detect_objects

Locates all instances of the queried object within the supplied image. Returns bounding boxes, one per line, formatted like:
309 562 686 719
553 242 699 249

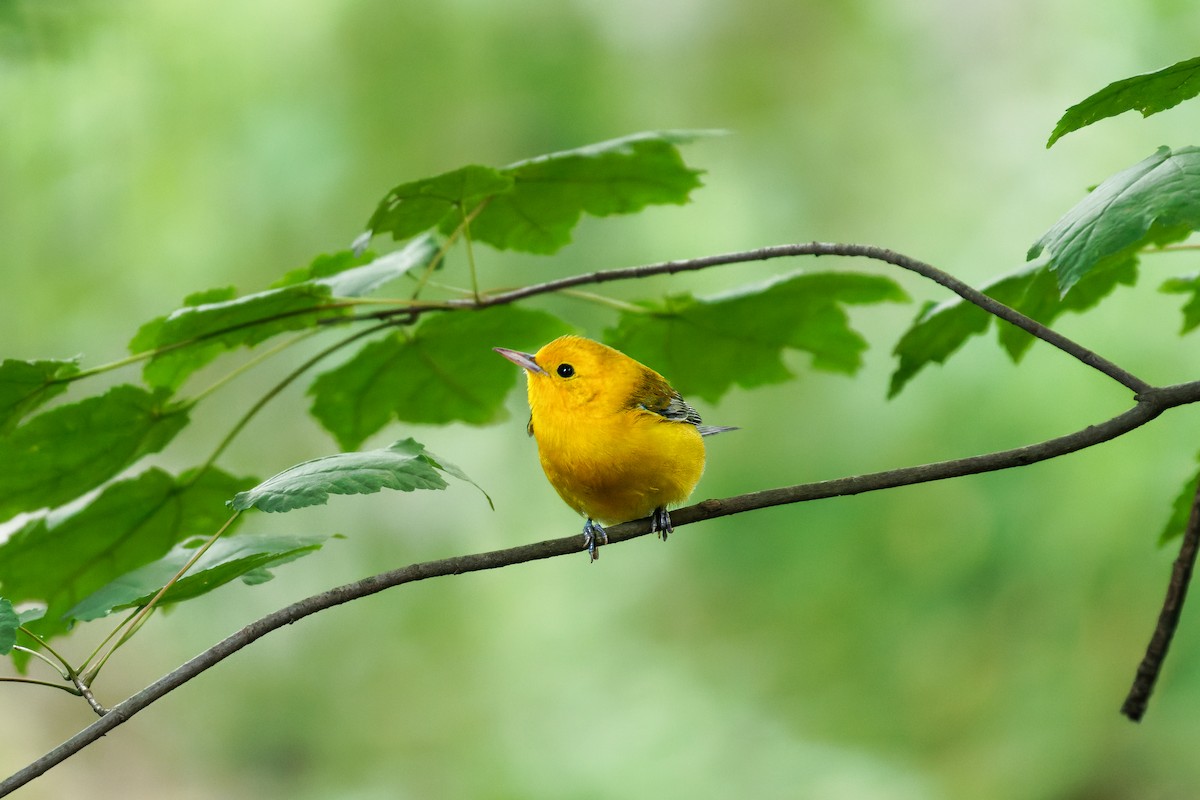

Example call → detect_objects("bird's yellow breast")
529 394 706 525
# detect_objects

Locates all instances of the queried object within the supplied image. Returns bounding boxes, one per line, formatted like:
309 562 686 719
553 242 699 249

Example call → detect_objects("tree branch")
414 243 1150 394
1121 471 1200 721
5 379 1199 796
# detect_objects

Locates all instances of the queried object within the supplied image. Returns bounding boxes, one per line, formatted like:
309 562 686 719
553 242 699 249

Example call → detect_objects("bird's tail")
697 425 738 437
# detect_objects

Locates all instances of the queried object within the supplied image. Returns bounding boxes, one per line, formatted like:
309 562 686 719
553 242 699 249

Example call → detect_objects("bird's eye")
556 363 575 378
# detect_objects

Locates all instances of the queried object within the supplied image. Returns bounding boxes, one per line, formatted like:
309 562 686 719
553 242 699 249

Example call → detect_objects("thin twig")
5 379 1200 796
1121 473 1200 721
65 301 362 384
0 677 80 696
69 677 108 717
194 320 398 475
361 243 1150 394
11 646 70 680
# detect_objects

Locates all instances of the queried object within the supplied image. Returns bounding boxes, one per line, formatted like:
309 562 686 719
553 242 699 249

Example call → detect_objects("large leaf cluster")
14 131 886 655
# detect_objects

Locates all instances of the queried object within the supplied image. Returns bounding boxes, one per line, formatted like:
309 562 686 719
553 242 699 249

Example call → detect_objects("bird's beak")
493 346 548 375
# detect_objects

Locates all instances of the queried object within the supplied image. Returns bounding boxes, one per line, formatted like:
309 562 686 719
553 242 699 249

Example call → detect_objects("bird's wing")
655 392 704 425
630 371 704 425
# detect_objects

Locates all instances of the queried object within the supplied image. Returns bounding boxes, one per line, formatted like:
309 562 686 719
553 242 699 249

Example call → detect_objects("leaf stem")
80 512 242 685
1149 244 1200 253
77 606 144 681
195 321 397 476
410 227 459 300
0 676 81 696
410 200 488 300
557 288 650 315
187 330 321 405
11 646 71 680
16 628 76 680
459 204 482 302
62 302 363 385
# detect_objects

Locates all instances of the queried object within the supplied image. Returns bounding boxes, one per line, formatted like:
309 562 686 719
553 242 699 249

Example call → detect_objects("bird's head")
494 335 629 413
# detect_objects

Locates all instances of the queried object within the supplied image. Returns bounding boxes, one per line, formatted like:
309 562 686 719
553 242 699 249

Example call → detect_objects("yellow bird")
495 335 735 560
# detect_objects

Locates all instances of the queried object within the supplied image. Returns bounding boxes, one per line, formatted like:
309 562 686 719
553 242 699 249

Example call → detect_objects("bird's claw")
650 506 673 541
583 518 608 562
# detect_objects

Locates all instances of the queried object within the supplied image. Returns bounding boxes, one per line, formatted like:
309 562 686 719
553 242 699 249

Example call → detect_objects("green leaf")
996 255 1138 361
0 357 80 433
316 236 437 298
66 532 333 622
471 131 710 254
0 467 250 641
365 131 713 255
18 606 45 625
1048 56 1200 147
131 284 341 391
605 271 908 404
1160 460 1200 544
272 249 376 288
0 385 188 520
132 240 438 392
367 165 515 243
1028 146 1200 294
229 438 489 513
1160 272 1200 333
888 258 1138 396
309 305 571 450
889 299 992 398
0 598 17 655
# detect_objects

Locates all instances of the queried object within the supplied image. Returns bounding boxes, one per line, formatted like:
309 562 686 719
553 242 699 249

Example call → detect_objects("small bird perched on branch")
495 335 735 561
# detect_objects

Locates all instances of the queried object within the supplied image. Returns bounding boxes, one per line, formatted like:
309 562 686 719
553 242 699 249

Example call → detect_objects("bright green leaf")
471 131 710 254
889 299 992 398
1160 458 1200 545
367 165 514 243
888 258 1138 396
66 532 333 622
1048 56 1200 147
889 267 1048 397
1160 272 1200 333
316 236 437 298
0 385 188 520
131 283 343 391
0 357 80 433
605 271 907 404
996 255 1138 360
132 240 438 392
364 131 713 255
0 467 250 642
272 250 375 288
0 598 17 655
309 305 571 450
1028 146 1200 294
229 438 489 513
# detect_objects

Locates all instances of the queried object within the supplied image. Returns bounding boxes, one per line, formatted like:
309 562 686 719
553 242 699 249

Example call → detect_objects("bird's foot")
649 506 674 541
583 518 608 562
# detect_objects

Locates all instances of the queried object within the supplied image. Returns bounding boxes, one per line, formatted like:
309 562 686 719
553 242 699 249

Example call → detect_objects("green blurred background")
4 1 1200 798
